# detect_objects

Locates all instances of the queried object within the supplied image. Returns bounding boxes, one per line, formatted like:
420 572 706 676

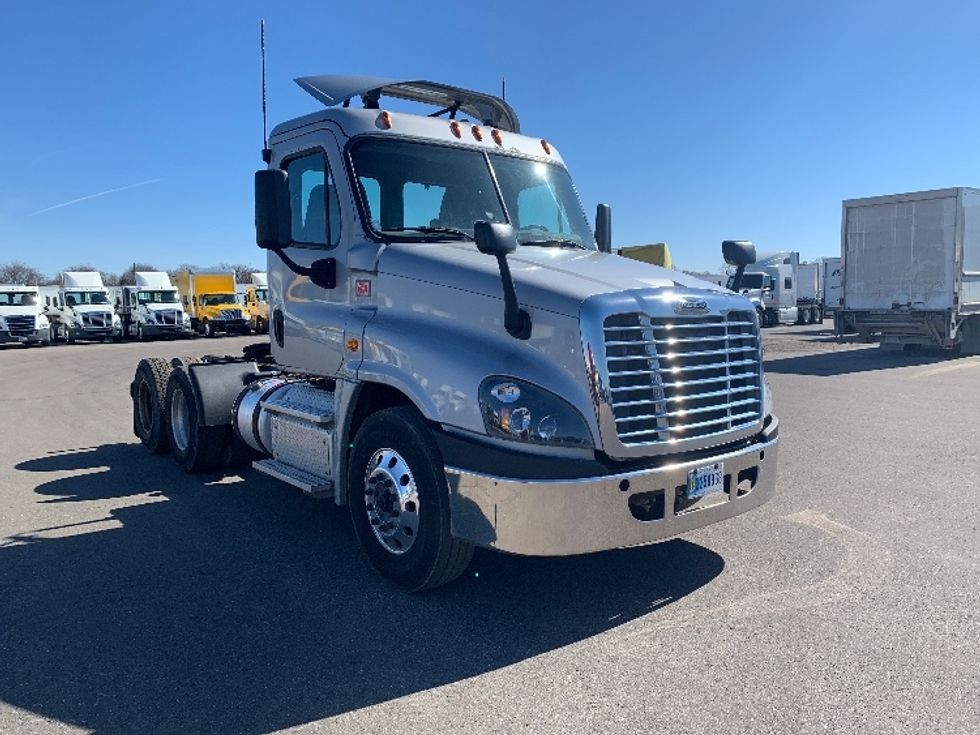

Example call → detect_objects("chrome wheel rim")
170 385 190 453
364 448 420 555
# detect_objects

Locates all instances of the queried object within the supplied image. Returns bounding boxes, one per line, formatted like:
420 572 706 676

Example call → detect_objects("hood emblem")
673 297 709 315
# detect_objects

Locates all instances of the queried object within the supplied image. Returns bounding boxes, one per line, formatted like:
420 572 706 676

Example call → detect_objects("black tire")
348 406 474 591
132 357 179 453
136 323 145 342
755 308 765 329
67 327 77 344
204 320 217 338
165 367 227 473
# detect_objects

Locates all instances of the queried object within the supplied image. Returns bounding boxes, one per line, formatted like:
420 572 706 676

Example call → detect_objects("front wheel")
348 406 474 591
67 327 77 344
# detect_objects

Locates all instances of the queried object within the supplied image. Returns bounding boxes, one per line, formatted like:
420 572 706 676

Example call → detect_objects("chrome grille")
4 315 35 336
81 312 111 328
220 309 244 320
603 310 762 446
155 310 179 325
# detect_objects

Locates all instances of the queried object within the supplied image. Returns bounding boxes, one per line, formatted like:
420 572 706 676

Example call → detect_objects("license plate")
686 462 724 500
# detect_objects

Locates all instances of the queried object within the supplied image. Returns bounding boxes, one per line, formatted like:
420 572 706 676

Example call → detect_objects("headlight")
0 316 6 330
112 315 121 325
763 378 774 418
36 314 49 327
479 377 594 448
182 312 190 323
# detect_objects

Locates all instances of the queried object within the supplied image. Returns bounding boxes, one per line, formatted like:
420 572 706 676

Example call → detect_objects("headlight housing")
36 314 49 327
182 312 190 323
763 378 774 418
0 316 7 330
479 377 594 449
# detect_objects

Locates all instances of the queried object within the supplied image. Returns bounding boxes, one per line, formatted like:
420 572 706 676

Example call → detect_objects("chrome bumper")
446 420 778 556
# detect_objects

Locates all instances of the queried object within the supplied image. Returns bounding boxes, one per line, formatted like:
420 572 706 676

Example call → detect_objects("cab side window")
286 152 342 247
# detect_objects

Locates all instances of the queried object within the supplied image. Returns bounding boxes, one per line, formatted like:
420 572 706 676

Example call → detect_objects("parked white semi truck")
117 272 194 340
836 188 980 351
0 285 52 346
729 252 823 327
130 75 779 590
45 271 122 343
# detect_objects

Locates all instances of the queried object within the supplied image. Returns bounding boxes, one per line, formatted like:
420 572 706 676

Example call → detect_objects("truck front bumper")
142 323 192 337
0 329 45 344
445 418 778 556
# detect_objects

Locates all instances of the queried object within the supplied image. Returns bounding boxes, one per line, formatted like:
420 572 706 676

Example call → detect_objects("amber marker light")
449 121 462 138
471 125 484 142
540 139 552 154
346 338 360 352
378 111 393 129
491 128 503 146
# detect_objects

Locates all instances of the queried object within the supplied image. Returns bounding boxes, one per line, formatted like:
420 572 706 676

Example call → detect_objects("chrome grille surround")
581 290 764 459
220 309 245 321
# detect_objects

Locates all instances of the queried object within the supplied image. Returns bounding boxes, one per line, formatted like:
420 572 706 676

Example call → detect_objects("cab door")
270 129 359 376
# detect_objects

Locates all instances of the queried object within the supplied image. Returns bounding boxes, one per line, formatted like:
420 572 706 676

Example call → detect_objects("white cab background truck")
0 285 52 346
730 252 823 327
130 75 779 591
117 271 194 341
44 271 122 343
837 188 980 351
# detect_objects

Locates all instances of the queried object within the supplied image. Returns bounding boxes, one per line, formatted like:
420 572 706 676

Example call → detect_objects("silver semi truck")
131 75 779 590
837 188 980 350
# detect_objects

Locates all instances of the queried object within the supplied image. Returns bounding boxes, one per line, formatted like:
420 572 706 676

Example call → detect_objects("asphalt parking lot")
1 324 978 734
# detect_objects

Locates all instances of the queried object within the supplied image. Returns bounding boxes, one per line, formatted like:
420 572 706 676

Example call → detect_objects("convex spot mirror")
255 169 291 250
722 240 756 267
474 221 518 256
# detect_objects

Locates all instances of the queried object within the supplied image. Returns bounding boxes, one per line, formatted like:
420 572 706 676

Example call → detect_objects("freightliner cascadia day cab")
0 284 52 346
173 270 252 337
131 76 779 591
836 188 980 351
45 271 122 343
117 271 194 341
244 271 270 333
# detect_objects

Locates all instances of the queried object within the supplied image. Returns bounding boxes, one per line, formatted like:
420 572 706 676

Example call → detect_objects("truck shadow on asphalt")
3 443 724 735
764 348 974 376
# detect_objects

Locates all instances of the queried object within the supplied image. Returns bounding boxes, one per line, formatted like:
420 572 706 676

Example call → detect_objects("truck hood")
378 242 726 316
0 305 41 318
142 302 183 313
68 304 113 315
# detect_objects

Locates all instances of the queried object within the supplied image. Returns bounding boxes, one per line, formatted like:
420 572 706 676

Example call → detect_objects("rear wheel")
132 358 178 453
166 367 227 472
204 319 217 338
348 406 474 591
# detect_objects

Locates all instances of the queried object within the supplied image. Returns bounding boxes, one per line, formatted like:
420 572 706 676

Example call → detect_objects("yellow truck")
173 270 251 337
243 272 269 333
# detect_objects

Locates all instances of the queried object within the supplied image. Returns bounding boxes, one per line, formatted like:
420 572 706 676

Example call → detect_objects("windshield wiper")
519 238 588 250
383 226 475 241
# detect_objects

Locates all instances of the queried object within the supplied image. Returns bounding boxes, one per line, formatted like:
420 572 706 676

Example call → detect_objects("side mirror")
595 204 612 253
473 221 531 340
474 221 518 256
722 240 756 292
722 240 756 267
255 169 291 250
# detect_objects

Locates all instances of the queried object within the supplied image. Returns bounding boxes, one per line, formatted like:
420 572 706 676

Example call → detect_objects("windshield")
350 138 596 248
0 292 37 306
254 288 268 302
64 291 110 306
137 290 179 304
727 273 767 291
201 294 238 306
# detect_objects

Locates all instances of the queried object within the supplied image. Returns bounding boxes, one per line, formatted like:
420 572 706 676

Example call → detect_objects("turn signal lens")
471 125 483 142
378 111 392 129
346 338 360 352
540 139 552 154
449 121 462 138
491 128 503 146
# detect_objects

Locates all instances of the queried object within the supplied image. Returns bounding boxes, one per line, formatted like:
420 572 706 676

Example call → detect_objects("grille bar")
602 310 762 448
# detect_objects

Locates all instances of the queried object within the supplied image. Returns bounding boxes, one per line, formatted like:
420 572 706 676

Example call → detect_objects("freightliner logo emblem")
673 297 709 315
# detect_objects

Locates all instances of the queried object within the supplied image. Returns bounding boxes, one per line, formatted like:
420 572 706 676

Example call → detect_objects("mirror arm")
730 264 746 292
269 245 313 277
495 255 531 340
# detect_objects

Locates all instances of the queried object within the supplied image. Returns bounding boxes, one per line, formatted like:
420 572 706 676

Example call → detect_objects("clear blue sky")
2 0 979 277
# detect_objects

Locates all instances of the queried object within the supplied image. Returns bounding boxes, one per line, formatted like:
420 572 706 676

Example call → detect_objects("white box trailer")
837 188 980 350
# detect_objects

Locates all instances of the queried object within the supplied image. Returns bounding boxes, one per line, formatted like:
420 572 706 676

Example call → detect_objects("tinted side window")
784 277 793 290
286 152 341 247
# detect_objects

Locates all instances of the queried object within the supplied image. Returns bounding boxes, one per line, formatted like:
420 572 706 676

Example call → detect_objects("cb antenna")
260 19 272 164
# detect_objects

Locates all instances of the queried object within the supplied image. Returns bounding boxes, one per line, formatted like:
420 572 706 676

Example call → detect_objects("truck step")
260 383 335 425
252 458 333 498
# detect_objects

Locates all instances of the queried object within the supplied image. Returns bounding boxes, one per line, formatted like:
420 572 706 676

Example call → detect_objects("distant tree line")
0 261 260 287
